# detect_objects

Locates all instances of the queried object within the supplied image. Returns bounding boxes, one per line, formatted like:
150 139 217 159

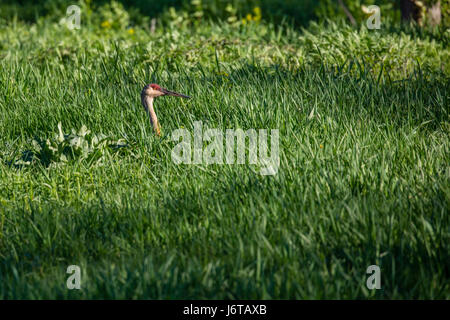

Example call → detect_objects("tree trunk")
400 0 441 26
400 0 422 23
428 0 441 26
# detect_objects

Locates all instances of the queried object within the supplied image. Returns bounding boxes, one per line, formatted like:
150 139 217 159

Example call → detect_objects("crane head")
142 83 190 99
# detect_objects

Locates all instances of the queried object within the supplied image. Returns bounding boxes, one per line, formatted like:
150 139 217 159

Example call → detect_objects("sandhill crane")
141 83 190 136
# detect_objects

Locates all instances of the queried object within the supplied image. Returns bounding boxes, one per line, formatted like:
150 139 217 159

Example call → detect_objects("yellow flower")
253 6 262 21
246 13 252 21
320 144 324 149
127 28 135 35
217 71 229 77
101 20 111 28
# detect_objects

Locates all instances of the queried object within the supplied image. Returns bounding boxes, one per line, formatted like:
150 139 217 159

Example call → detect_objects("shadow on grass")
0 191 448 299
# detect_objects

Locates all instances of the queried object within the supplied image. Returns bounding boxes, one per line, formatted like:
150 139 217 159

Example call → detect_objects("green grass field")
0 4 449 298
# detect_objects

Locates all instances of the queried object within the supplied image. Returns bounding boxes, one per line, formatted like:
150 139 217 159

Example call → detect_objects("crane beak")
161 88 190 99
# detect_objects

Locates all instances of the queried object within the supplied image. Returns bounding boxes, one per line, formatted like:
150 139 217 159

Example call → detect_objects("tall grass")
0 13 448 299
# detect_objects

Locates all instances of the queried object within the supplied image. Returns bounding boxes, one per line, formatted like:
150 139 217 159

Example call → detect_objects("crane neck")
142 95 161 136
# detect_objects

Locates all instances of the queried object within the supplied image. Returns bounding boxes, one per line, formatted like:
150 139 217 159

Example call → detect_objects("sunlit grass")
0 16 448 299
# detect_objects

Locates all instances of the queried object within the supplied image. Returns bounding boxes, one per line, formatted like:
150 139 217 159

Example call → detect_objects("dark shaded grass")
0 178 447 299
